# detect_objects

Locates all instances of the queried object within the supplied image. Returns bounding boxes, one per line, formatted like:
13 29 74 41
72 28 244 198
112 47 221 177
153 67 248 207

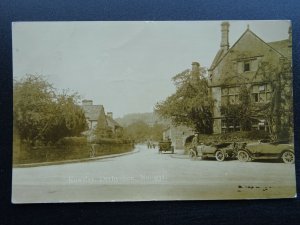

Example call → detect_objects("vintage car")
236 140 295 164
158 141 174 154
190 142 242 161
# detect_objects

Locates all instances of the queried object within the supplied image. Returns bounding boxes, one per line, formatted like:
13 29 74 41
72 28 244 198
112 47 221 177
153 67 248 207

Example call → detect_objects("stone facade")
163 125 194 149
81 100 122 134
208 22 292 134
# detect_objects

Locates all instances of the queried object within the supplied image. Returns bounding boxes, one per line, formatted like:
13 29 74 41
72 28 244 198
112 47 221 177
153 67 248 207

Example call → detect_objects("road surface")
12 144 296 203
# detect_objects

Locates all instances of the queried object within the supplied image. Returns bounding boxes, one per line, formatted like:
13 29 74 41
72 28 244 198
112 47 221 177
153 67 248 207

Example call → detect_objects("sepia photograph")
12 20 296 203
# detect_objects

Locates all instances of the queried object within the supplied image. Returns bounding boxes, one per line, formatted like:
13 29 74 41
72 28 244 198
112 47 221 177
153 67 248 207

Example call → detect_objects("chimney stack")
220 22 230 51
107 112 113 119
191 62 200 73
82 100 93 106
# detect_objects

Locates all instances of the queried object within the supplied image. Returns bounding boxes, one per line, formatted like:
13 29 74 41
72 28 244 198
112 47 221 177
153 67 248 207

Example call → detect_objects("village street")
12 144 296 203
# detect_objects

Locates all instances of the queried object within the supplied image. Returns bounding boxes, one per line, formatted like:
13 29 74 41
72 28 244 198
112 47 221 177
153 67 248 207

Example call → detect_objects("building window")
251 84 272 103
244 62 250 72
221 119 240 133
221 86 239 105
251 119 269 131
237 58 260 73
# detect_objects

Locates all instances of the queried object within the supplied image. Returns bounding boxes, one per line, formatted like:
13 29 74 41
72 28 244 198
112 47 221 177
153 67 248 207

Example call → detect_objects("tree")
220 83 252 132
13 74 87 144
155 67 213 134
54 92 88 139
150 123 165 141
123 120 151 142
94 109 112 138
255 59 293 141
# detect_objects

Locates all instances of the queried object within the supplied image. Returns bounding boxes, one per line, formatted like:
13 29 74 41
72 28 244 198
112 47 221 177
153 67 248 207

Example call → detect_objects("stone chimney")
107 112 113 119
191 62 201 81
82 99 93 106
220 22 230 51
191 62 200 73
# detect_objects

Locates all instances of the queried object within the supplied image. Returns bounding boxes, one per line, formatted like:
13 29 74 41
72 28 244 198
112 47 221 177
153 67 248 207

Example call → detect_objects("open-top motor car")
237 140 295 164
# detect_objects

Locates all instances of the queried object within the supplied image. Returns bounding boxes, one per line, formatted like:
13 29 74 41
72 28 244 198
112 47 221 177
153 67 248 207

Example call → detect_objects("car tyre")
282 151 295 164
189 149 196 160
215 150 225 161
237 150 250 162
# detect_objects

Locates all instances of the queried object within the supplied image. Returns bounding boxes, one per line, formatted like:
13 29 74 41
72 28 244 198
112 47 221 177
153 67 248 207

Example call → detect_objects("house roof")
106 116 122 128
81 104 105 121
268 39 291 58
209 49 225 71
209 28 290 71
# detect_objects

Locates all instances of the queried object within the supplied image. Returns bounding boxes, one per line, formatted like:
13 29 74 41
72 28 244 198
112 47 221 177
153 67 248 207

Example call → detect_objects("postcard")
12 21 296 203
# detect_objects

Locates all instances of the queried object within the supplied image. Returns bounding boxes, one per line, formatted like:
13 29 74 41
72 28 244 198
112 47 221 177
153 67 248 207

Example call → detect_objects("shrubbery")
56 137 87 146
185 130 269 146
92 137 134 145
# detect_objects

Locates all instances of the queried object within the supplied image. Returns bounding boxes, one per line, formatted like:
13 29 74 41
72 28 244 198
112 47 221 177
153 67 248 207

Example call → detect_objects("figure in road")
190 133 199 158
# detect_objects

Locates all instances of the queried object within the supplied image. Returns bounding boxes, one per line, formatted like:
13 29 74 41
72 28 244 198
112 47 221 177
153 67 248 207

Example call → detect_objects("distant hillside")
115 112 169 127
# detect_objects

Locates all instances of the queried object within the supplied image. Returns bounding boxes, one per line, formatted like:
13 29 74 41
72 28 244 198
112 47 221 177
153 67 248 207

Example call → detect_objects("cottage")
81 100 122 135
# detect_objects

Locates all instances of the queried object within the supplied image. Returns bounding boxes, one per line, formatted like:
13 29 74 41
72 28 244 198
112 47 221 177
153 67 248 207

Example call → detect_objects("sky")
12 20 291 118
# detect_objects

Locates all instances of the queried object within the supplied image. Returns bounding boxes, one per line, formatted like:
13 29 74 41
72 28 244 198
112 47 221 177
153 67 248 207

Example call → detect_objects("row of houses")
165 21 292 149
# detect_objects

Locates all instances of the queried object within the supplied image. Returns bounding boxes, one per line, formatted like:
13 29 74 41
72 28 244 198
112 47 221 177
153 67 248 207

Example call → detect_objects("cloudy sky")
13 20 290 118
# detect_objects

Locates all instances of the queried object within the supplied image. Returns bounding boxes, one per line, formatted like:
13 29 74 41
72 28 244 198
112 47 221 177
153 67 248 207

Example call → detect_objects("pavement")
12 144 297 203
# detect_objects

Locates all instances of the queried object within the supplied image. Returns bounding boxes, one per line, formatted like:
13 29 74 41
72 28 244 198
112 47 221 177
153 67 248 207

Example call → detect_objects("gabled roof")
106 116 122 128
209 28 288 71
81 104 105 121
209 48 226 71
268 39 291 58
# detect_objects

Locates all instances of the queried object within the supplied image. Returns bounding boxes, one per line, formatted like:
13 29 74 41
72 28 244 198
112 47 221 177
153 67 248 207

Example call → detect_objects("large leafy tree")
255 59 293 141
13 74 87 144
94 109 112 138
155 68 213 134
123 121 151 142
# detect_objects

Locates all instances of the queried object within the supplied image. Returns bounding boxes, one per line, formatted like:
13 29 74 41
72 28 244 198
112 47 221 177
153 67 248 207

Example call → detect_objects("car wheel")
189 149 196 159
189 149 193 158
282 151 295 164
237 150 250 162
215 150 225 161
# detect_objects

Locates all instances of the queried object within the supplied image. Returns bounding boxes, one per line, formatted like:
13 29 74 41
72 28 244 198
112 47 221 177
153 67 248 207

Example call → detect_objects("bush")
92 138 133 145
56 137 87 146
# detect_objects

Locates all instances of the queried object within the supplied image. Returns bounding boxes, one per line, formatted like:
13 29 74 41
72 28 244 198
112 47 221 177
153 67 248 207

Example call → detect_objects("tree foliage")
123 121 165 142
220 83 252 132
94 110 112 138
13 74 88 144
256 59 293 141
155 68 213 134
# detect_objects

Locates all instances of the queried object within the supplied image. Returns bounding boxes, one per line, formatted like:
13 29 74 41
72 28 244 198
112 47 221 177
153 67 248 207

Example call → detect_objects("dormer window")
237 57 260 73
244 62 250 72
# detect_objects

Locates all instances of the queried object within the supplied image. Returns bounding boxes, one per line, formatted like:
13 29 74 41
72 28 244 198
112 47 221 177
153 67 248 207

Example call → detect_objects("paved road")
12 144 296 203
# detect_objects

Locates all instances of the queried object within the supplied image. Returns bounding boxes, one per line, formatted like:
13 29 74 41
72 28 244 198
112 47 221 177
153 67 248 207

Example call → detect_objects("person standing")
190 133 199 158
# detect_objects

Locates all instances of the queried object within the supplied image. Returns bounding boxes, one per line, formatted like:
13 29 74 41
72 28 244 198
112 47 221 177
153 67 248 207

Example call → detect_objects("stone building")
81 100 122 135
163 125 194 149
208 22 292 134
81 100 106 130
